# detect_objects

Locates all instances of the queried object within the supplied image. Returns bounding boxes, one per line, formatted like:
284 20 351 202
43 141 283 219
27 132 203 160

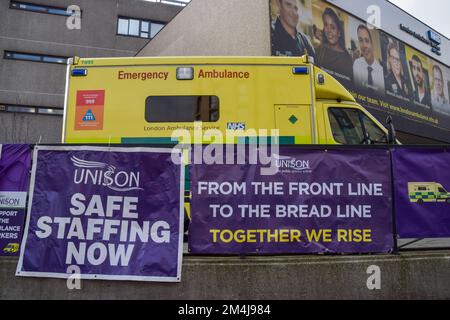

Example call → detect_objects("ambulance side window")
145 96 219 123
328 108 387 144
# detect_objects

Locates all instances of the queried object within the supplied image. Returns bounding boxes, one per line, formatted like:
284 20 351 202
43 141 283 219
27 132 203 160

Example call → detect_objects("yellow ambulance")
2 243 19 254
62 55 394 145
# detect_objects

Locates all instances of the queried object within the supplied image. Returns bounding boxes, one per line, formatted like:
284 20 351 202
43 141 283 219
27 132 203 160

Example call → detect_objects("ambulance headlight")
177 67 194 80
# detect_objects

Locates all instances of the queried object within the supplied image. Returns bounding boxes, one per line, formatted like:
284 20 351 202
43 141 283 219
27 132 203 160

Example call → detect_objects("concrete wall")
0 112 62 143
0 0 182 144
138 0 271 57
2 251 450 299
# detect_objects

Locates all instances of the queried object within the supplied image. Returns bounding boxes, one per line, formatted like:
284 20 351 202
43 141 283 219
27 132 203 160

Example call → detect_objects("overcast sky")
389 0 450 38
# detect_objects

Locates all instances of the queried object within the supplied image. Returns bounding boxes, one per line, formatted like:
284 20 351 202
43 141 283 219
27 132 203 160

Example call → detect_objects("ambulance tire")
417 199 424 205
446 199 450 204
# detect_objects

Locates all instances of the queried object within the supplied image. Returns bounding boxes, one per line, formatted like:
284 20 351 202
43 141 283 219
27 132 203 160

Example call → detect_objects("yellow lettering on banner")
235 230 246 243
210 229 374 244
207 229 305 243
220 230 234 243
246 230 257 243
305 230 321 242
279 230 290 243
337 229 372 243
363 229 372 243
210 229 220 243
322 229 332 243
267 229 279 243
305 229 333 242
291 230 301 242
257 230 267 242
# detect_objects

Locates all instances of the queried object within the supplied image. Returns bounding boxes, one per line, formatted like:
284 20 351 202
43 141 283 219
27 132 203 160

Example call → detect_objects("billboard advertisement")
270 0 450 142
16 146 185 282
393 148 450 238
0 145 32 257
189 148 394 255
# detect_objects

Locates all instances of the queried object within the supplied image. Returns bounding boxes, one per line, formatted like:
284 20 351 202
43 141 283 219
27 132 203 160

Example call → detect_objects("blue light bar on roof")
72 69 88 77
292 67 309 75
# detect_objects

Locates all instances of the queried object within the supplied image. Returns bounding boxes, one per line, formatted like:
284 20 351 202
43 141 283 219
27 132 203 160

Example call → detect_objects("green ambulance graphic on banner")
408 182 450 204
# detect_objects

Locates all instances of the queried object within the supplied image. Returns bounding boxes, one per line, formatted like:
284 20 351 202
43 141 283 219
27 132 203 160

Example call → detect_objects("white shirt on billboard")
353 57 385 94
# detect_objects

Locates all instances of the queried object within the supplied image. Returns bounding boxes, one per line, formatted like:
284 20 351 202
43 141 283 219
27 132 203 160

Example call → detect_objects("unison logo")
0 195 20 207
71 156 143 192
0 192 27 209
274 155 312 173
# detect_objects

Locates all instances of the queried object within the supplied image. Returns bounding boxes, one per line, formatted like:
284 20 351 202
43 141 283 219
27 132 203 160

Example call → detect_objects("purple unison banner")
189 148 394 254
0 144 32 257
393 148 450 238
16 146 184 282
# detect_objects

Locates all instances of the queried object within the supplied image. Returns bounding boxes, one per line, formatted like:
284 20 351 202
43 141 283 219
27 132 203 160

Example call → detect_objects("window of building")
328 108 387 145
117 17 165 39
9 1 78 17
4 51 68 64
0 104 63 116
150 23 164 38
145 96 220 122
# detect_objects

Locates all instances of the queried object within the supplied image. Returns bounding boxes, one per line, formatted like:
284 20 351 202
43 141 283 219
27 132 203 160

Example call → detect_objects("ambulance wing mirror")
386 116 397 145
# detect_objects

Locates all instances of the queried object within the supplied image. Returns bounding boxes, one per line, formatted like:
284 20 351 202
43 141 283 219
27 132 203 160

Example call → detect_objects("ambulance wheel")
417 199 424 205
446 199 450 204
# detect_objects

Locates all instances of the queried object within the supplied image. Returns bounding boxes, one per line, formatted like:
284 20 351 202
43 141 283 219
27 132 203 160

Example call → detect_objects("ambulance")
62 55 396 145
2 243 19 254
408 182 450 204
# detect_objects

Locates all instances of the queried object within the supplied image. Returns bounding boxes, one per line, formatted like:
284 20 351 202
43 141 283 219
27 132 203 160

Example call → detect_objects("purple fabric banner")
0 144 32 257
393 148 450 238
17 146 184 282
189 148 394 254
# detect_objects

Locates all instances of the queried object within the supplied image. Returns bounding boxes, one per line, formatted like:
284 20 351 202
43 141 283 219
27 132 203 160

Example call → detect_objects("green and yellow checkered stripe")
410 192 437 200
410 192 450 202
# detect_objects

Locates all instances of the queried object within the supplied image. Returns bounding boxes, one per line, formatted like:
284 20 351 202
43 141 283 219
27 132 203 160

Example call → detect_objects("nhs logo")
227 122 246 130
428 30 441 45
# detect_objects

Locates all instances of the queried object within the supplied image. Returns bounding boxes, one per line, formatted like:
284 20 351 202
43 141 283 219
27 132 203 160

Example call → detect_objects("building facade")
139 0 450 144
0 0 183 143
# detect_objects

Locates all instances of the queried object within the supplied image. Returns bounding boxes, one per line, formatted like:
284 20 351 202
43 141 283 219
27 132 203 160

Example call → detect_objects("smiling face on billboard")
433 65 444 97
357 26 374 65
411 56 425 88
323 12 341 47
277 0 300 34
388 46 402 79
